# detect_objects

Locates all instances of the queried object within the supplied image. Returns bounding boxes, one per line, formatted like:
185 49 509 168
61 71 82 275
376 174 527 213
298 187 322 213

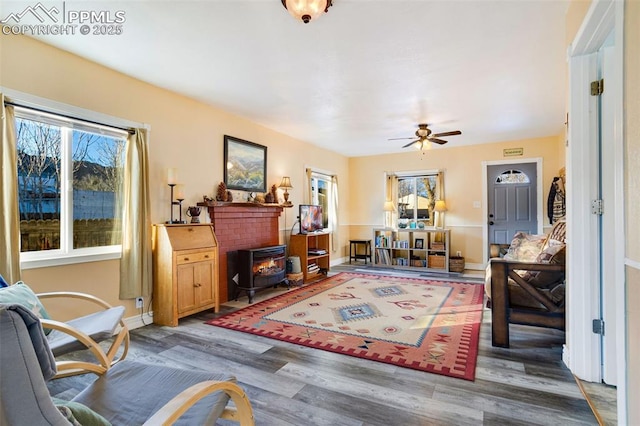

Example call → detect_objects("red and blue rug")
207 272 484 380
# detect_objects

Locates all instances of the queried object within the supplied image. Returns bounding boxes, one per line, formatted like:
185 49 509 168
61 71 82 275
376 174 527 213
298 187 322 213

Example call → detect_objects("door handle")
489 221 494 226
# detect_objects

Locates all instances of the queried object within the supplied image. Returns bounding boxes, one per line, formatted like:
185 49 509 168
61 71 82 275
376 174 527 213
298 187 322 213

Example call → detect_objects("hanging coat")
547 178 559 224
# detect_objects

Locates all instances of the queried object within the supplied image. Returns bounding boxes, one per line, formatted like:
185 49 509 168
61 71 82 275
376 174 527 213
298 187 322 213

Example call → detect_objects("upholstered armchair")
485 218 566 347
0 303 255 425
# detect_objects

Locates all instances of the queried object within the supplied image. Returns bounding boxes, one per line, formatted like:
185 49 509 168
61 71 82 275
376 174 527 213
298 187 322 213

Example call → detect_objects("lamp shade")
434 200 448 212
281 0 332 24
279 176 293 189
383 201 396 212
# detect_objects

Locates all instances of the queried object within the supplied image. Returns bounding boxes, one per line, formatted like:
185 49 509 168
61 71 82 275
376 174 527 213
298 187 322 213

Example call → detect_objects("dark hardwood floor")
48 267 598 425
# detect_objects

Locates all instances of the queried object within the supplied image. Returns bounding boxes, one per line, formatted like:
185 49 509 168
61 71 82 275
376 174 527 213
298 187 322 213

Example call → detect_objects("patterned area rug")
207 272 485 380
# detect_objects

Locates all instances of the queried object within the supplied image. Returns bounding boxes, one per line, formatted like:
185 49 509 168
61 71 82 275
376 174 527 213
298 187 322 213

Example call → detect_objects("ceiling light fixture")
281 0 333 24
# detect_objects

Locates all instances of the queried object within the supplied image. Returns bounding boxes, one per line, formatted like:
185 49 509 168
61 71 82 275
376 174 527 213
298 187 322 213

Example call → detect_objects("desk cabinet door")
177 261 214 314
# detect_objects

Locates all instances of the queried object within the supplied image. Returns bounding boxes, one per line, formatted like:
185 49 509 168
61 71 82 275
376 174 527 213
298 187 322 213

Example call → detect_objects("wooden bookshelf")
289 232 331 283
373 228 450 272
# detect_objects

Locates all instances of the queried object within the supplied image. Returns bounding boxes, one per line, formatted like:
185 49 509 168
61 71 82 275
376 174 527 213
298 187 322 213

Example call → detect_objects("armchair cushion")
47 306 125 356
72 361 235 425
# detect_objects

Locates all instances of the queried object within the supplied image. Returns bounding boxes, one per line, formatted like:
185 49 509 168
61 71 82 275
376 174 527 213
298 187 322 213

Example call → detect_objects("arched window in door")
495 169 530 184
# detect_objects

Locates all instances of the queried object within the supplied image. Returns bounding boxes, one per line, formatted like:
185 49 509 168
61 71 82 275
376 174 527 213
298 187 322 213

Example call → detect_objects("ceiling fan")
389 123 462 150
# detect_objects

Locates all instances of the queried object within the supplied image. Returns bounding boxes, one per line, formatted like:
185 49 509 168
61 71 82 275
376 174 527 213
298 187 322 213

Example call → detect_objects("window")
15 108 127 260
310 172 331 229
397 174 438 227
495 169 530 184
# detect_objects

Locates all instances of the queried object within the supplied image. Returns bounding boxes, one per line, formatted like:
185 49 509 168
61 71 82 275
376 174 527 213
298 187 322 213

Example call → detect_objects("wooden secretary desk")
152 224 219 326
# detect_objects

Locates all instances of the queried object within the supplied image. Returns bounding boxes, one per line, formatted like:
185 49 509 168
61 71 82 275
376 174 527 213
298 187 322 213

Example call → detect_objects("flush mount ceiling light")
281 0 333 24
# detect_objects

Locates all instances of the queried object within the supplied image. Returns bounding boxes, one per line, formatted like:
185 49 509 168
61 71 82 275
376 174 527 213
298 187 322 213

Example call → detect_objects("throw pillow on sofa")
503 232 548 262
525 240 566 287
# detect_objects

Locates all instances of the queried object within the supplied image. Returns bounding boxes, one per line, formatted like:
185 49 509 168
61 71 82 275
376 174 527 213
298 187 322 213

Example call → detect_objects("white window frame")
11 99 133 269
309 171 333 231
394 169 441 227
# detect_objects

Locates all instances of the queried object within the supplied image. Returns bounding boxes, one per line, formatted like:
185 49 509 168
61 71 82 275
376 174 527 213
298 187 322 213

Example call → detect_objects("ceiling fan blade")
388 137 416 141
432 130 462 138
428 138 448 145
402 139 420 148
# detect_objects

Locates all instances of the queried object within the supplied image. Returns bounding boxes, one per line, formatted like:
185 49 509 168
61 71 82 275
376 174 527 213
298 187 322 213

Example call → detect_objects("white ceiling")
5 0 570 157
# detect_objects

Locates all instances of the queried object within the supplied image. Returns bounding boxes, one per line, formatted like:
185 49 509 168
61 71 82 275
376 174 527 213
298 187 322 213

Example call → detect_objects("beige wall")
624 0 640 422
1 35 350 319
348 135 563 267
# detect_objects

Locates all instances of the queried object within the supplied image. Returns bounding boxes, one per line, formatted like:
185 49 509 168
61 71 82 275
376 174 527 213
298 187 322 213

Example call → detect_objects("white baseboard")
331 256 347 266
123 311 153 330
465 262 485 271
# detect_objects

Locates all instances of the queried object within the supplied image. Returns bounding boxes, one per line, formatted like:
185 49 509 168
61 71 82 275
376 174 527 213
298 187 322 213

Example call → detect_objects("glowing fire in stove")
253 258 283 276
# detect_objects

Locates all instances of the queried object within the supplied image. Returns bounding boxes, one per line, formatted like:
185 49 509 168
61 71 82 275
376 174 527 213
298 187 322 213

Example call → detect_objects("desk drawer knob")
183 257 189 261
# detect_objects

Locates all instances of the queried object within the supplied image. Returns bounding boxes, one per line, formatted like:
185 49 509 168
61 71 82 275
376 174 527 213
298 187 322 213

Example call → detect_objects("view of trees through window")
311 175 330 229
397 175 437 227
16 114 125 253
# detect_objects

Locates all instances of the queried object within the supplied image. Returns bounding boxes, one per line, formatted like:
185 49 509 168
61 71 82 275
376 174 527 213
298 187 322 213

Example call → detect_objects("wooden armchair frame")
144 379 255 425
37 291 129 378
490 259 565 348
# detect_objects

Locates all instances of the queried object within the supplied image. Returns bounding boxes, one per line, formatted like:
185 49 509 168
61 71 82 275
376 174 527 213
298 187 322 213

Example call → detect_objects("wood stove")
236 245 287 303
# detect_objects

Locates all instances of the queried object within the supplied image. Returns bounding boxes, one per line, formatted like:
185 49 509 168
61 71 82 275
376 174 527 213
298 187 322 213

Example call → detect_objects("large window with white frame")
15 108 127 260
396 173 439 227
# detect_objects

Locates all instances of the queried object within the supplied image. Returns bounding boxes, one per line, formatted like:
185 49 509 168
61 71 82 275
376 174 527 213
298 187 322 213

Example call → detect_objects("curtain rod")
4 100 135 135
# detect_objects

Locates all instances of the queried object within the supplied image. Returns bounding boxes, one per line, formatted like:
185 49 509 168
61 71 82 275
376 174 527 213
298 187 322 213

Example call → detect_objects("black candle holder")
167 184 186 224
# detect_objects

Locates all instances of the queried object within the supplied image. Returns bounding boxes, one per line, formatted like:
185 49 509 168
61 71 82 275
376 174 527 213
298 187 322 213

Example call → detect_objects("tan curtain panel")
119 128 152 299
385 173 398 226
437 171 445 200
305 167 313 204
0 95 21 283
330 175 339 252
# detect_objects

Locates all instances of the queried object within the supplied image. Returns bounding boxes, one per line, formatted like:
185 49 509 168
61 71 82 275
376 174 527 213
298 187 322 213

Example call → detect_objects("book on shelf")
308 248 327 255
375 248 391 265
375 234 391 248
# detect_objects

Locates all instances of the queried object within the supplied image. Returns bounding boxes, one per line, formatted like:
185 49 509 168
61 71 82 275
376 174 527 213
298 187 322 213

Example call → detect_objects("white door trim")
481 157 543 265
567 0 626 422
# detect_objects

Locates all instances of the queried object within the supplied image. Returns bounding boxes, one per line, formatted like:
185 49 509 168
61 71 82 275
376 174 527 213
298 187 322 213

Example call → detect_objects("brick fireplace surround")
197 202 283 303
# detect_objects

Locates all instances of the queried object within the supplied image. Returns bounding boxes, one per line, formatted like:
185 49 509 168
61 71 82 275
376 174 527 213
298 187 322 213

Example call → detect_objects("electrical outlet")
135 297 143 309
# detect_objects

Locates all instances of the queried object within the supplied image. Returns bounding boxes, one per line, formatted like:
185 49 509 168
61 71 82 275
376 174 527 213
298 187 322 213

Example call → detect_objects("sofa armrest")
489 258 565 347
490 258 565 312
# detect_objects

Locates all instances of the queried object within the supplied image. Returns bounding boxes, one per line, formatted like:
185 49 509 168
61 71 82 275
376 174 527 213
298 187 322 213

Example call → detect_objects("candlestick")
175 184 185 200
167 168 177 185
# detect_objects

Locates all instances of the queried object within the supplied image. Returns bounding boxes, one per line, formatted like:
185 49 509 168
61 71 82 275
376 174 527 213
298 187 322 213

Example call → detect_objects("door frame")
481 157 543 265
567 0 626 422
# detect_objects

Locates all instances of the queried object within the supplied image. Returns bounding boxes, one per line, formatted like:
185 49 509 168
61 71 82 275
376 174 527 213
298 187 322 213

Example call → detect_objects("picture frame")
224 135 267 193
415 238 424 249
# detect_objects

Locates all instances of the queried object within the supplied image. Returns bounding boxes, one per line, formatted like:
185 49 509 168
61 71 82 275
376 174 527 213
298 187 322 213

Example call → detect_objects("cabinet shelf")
373 228 450 272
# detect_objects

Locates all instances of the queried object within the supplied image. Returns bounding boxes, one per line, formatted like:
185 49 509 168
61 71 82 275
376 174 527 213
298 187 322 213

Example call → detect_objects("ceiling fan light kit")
281 0 333 24
390 123 462 151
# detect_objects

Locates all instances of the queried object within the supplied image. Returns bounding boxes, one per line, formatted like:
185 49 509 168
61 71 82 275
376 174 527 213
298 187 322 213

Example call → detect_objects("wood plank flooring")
48 267 600 425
